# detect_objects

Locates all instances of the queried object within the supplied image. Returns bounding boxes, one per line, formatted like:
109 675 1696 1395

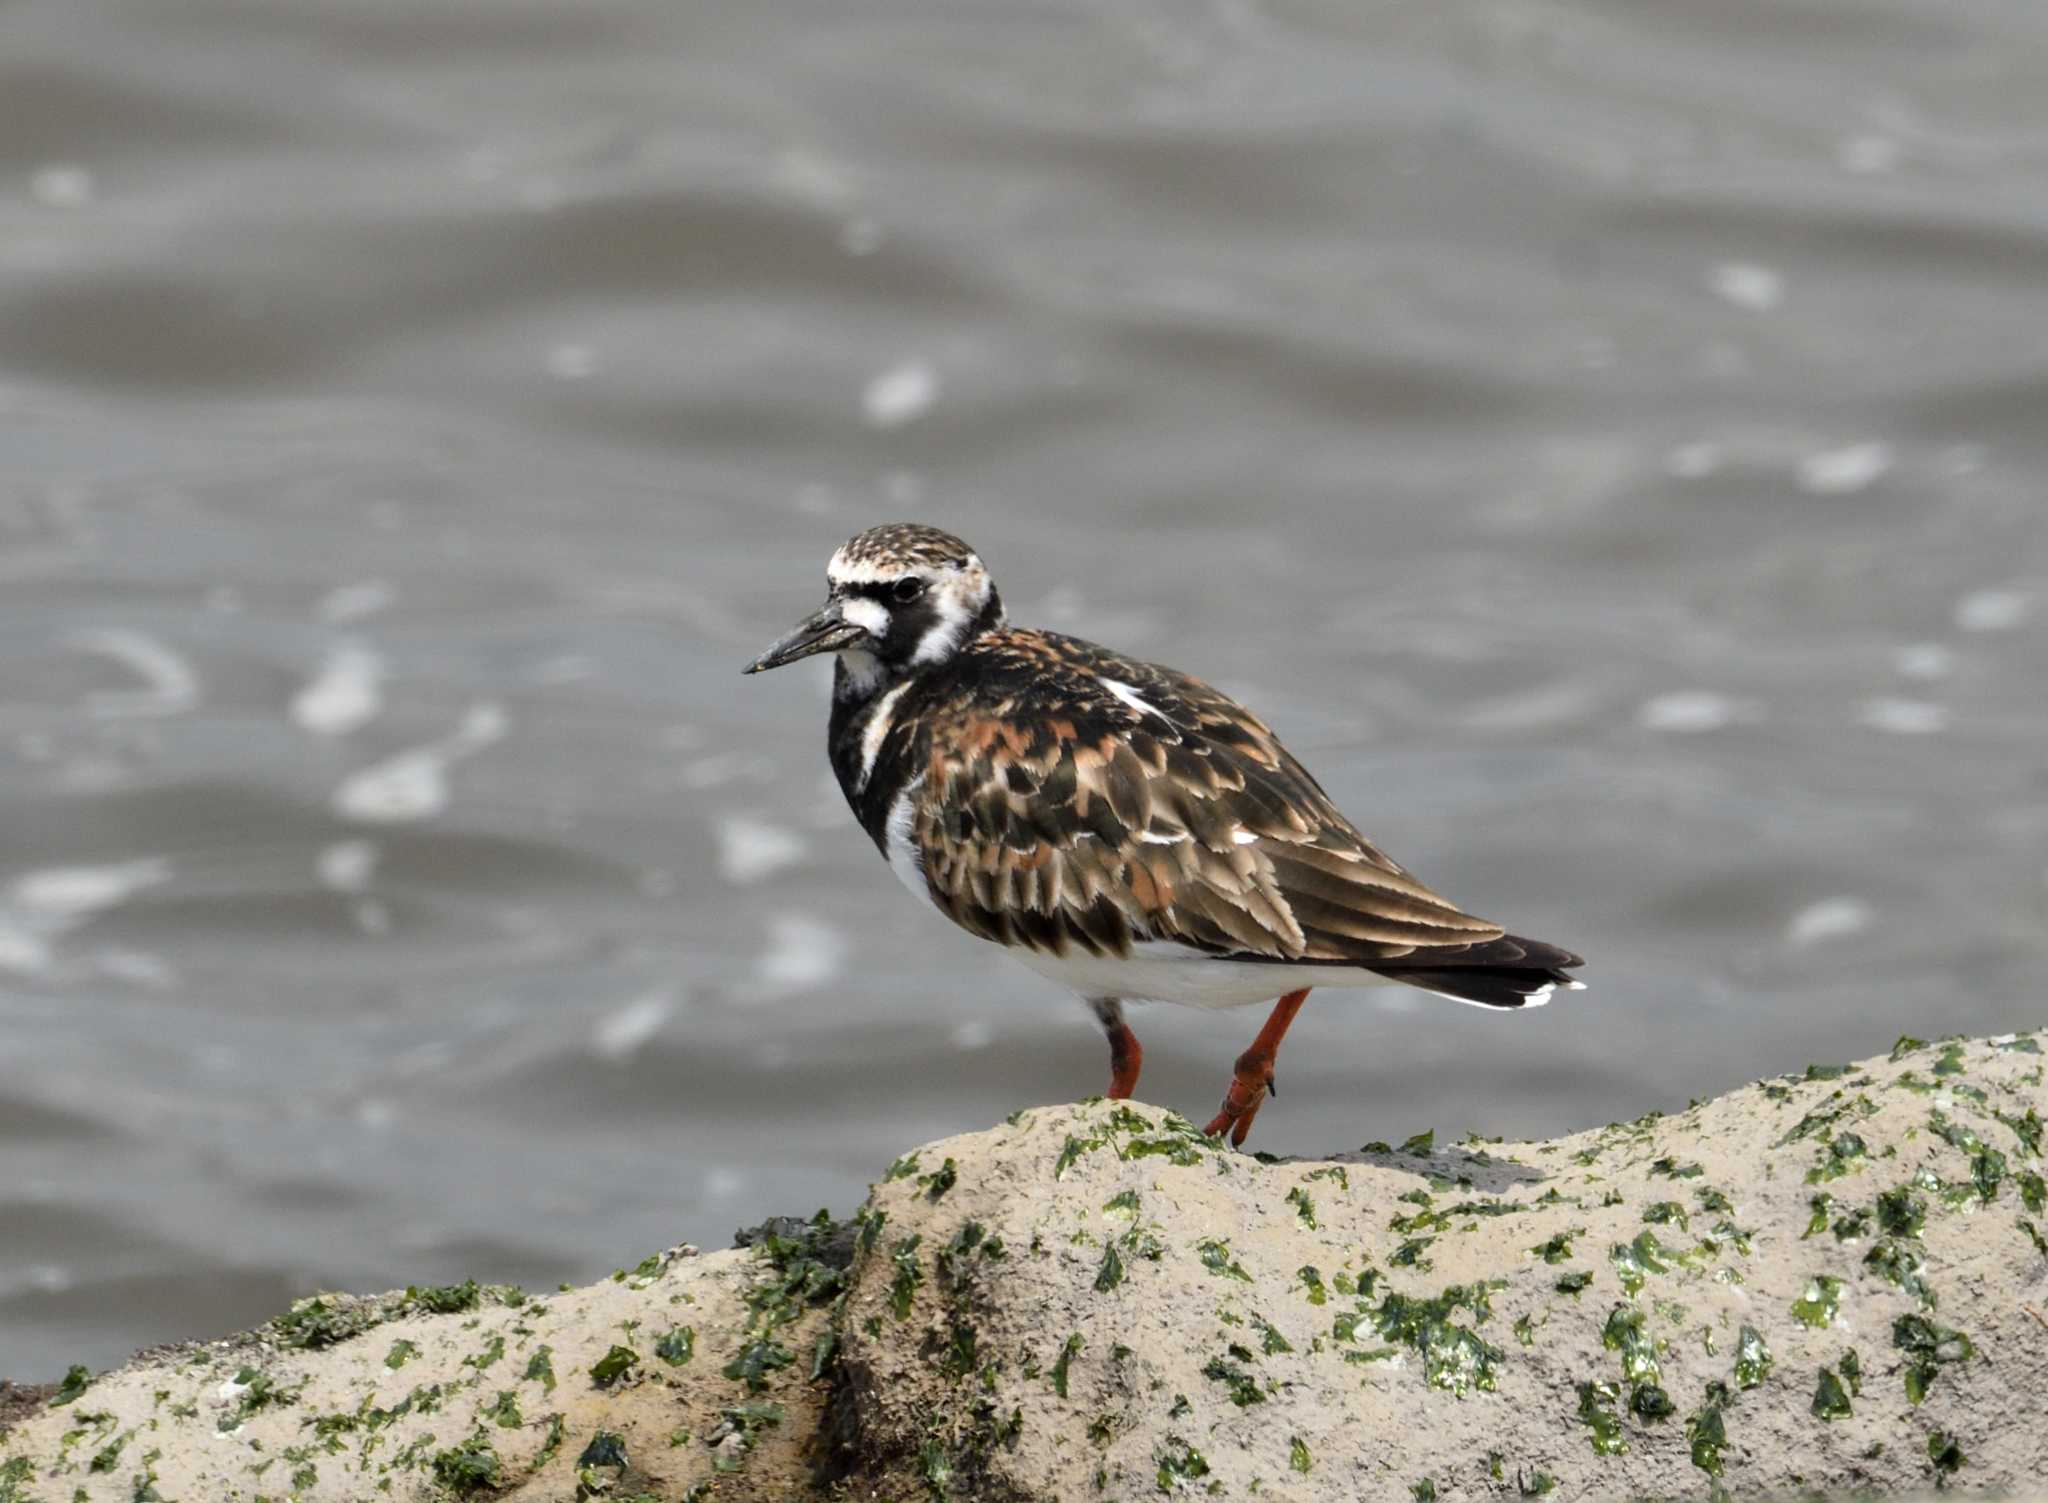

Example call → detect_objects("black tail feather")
1368 933 1584 1010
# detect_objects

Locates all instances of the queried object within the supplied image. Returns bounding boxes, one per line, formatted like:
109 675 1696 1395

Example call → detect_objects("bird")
743 523 1583 1146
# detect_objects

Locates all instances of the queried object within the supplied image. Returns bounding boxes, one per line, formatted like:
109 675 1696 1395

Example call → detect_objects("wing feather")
905 630 1507 967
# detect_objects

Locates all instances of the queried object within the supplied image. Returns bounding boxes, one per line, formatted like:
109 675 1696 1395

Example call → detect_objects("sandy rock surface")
0 1232 836 1502
4 1032 2044 1501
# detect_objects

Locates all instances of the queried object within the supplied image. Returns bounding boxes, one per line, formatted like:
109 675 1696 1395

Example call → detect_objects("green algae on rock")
7 1032 2046 1503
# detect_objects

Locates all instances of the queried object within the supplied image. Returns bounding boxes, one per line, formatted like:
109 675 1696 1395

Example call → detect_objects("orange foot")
1201 988 1310 1149
1202 1061 1274 1147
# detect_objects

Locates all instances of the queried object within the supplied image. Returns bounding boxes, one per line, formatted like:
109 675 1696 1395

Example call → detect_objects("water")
4 0 2046 1377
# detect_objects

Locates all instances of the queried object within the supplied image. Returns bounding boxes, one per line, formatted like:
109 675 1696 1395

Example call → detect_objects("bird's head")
743 523 1004 691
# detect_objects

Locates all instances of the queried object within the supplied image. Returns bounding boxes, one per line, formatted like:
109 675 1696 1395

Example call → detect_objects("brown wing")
907 630 1505 963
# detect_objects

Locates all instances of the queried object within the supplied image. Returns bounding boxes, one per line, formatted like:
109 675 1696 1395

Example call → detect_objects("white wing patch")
1099 676 1166 722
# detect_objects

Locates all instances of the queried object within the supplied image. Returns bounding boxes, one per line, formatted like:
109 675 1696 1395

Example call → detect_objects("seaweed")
1790 1274 1843 1328
1893 1314 1972 1404
1051 1333 1083 1398
405 1278 480 1315
1687 1383 1729 1476
429 1433 502 1496
1155 1434 1211 1491
889 1235 925 1320
1811 1368 1853 1420
1530 1228 1583 1265
1196 1238 1251 1282
1876 1186 1927 1238
274 1295 374 1351
1864 1238 1935 1309
1927 1429 1966 1481
1369 1285 1502 1395
1806 1132 1869 1184
50 1365 92 1407
590 1345 638 1387
1575 1380 1627 1455
1201 1352 1264 1407
1608 1232 1669 1296
1094 1243 1125 1293
1733 1324 1772 1389
1601 1305 1661 1384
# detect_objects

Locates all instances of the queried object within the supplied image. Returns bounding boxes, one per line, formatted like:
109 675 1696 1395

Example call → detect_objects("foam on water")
1710 262 1784 311
1953 588 2032 633
1860 697 1948 735
1786 897 1874 948
10 858 171 918
862 360 937 427
590 988 677 1062
717 816 808 885
1894 644 1954 681
317 840 380 893
1637 691 1747 733
316 580 397 624
292 644 385 736
333 703 507 824
30 164 95 209
752 914 847 998
1797 442 1893 496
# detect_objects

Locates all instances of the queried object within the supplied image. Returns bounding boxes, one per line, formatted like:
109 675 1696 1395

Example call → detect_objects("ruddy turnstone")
744 524 1584 1145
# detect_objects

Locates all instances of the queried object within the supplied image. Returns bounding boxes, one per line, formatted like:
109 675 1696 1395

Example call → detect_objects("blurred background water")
4 0 2047 1377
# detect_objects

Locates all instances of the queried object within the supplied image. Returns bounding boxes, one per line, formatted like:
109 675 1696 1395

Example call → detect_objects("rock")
4 1033 2044 1500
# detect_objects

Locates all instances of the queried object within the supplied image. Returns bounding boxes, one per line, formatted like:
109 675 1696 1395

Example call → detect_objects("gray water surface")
4 0 2048 1376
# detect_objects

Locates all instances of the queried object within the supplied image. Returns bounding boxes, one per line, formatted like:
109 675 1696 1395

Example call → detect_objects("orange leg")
1106 1022 1144 1099
1203 988 1311 1147
1092 999 1144 1100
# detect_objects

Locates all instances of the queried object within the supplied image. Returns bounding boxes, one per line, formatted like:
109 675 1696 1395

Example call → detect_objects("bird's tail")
1369 933 1584 1010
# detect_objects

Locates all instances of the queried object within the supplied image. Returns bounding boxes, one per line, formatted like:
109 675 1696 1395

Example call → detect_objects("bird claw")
1202 1067 1276 1148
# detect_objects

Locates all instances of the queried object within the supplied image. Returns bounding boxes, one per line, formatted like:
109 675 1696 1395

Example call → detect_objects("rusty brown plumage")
903 628 1506 965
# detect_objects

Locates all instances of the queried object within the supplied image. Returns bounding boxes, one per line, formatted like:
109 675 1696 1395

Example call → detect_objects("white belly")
1007 940 1398 1010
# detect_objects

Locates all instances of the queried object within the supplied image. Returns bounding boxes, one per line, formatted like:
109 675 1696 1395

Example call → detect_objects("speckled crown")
830 523 980 575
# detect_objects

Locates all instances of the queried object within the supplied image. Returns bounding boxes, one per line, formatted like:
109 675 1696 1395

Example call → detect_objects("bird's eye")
892 577 926 603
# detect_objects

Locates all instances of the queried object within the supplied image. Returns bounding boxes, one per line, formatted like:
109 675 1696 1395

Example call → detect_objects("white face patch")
838 597 889 636
836 647 886 699
856 681 913 792
909 586 973 667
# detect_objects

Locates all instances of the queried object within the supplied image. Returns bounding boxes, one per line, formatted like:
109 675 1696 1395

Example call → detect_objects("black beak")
742 599 869 674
